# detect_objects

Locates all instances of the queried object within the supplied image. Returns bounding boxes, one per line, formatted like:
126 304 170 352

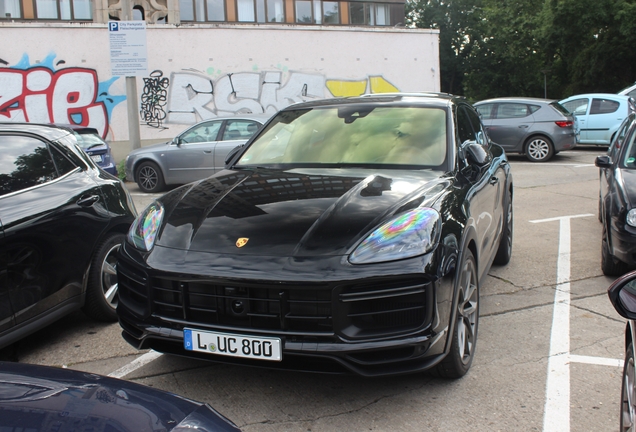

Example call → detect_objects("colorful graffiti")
0 54 124 138
165 71 399 124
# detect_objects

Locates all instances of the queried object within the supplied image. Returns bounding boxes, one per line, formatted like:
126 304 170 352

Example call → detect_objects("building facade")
0 0 440 162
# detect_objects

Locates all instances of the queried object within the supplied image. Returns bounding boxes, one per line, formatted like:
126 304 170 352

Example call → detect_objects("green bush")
117 159 126 181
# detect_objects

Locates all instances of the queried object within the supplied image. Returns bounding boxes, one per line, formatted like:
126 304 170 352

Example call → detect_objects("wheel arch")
442 225 479 356
82 223 131 294
131 156 163 183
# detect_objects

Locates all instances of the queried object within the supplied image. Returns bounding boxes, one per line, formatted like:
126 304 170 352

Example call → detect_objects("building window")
256 0 284 22
180 0 225 21
294 0 311 23
295 0 339 24
349 2 398 26
1 0 22 18
238 0 285 22
32 0 93 20
322 1 338 23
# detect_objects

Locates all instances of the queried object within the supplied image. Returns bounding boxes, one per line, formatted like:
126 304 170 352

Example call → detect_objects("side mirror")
225 144 244 166
173 137 182 146
464 141 490 167
608 270 636 319
595 155 612 168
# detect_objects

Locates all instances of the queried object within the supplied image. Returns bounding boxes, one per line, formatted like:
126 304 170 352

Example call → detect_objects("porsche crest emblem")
236 238 249 248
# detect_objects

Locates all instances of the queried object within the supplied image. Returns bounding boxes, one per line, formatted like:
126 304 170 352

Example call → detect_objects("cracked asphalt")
1 146 624 431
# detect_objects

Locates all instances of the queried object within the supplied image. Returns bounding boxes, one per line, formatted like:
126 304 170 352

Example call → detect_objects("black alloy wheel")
83 233 125 322
494 189 513 265
136 161 165 193
433 249 479 378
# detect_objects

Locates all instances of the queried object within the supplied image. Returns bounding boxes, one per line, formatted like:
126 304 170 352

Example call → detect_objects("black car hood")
0 362 240 432
155 167 449 256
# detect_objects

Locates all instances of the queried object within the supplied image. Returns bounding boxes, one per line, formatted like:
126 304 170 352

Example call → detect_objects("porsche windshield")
236 106 447 168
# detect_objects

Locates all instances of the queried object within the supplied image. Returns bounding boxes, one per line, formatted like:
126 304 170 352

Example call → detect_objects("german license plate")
91 155 103 163
183 328 282 361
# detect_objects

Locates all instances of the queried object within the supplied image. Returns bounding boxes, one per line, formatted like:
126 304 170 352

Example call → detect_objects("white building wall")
0 22 440 161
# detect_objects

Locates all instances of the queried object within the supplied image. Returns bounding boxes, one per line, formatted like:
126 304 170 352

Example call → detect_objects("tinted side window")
465 106 487 146
456 106 476 144
0 135 57 196
496 103 530 119
590 98 620 115
50 144 77 175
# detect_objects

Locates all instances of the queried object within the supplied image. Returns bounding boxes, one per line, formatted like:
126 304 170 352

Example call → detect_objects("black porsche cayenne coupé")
117 93 514 377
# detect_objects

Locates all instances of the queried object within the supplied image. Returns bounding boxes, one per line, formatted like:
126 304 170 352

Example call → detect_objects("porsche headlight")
127 201 165 251
627 209 636 227
349 208 441 264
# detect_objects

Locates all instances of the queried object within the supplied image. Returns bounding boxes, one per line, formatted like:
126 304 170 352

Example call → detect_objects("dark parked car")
0 361 240 431
0 123 136 350
56 124 118 176
596 113 636 275
474 97 576 162
606 271 636 431
117 93 513 377
125 114 271 193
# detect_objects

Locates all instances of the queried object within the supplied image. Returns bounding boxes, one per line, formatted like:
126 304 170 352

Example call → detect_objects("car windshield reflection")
236 106 447 168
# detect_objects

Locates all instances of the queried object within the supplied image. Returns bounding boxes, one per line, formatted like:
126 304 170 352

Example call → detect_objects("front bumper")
116 243 454 376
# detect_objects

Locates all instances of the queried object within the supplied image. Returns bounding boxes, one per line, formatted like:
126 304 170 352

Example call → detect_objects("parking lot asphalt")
3 147 624 431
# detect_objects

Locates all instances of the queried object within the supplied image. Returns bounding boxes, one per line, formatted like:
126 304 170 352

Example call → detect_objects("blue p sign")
109 22 119 31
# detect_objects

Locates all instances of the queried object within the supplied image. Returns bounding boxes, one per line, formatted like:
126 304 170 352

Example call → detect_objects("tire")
136 161 165 193
525 136 554 162
493 189 513 265
433 249 479 378
621 343 635 432
601 223 628 276
83 233 124 322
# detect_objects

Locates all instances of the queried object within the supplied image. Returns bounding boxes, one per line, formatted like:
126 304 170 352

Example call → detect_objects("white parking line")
570 354 624 368
108 350 163 379
531 214 593 432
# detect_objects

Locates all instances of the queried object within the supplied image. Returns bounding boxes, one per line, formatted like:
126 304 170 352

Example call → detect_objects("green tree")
406 0 483 95
407 0 636 101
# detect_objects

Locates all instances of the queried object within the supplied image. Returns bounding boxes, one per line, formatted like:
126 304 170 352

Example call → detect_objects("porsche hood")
153 168 448 257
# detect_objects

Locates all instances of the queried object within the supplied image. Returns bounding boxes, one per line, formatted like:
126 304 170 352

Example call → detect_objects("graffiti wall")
0 24 439 158
162 70 399 126
0 54 124 138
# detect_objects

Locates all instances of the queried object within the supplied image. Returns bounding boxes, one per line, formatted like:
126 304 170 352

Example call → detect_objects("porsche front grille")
152 280 333 332
118 261 432 338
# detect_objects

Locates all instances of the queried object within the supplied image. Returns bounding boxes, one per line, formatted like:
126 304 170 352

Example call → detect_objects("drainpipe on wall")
122 0 142 150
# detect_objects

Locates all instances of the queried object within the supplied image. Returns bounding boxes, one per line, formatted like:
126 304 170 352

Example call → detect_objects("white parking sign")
109 21 148 77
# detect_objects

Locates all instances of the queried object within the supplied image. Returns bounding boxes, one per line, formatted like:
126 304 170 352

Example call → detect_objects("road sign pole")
122 0 142 150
